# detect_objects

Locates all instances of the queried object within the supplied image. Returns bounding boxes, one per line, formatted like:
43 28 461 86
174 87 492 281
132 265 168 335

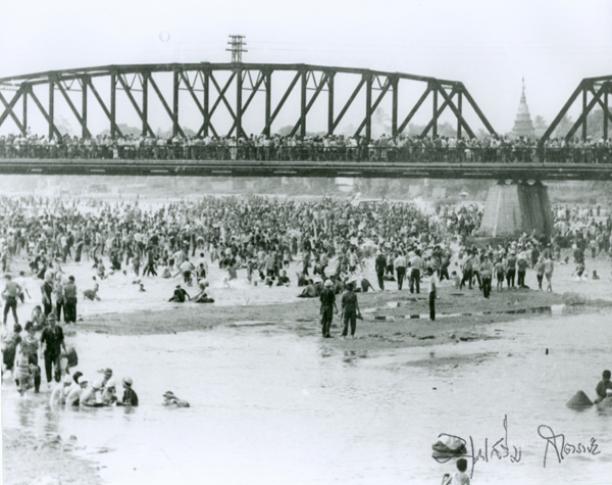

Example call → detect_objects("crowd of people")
3 312 138 407
0 191 609 411
1 132 612 164
0 193 608 347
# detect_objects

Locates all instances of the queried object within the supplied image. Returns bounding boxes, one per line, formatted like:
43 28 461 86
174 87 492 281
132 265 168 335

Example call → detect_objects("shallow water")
7 250 612 329
3 311 612 485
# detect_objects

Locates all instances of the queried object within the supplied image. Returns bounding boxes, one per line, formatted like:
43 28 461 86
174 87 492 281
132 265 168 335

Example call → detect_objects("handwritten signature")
434 414 522 477
537 424 600 467
434 416 603 476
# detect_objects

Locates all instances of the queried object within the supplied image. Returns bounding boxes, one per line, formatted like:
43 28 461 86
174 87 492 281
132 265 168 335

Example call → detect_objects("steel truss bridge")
0 159 609 181
0 63 611 181
541 75 612 143
0 62 496 140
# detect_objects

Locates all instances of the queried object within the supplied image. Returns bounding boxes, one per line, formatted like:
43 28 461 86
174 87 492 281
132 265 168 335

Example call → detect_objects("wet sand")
2 428 102 485
77 286 570 347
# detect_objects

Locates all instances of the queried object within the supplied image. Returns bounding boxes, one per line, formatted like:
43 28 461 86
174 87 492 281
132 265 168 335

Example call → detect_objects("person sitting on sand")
595 370 612 403
83 280 100 301
169 285 190 303
192 281 214 304
574 261 586 280
358 276 375 293
163 391 190 408
298 279 319 298
117 377 138 407
296 272 309 287
276 269 290 286
161 265 172 279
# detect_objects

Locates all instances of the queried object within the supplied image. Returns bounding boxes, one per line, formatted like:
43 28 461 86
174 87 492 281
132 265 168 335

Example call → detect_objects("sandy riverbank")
73 287 587 350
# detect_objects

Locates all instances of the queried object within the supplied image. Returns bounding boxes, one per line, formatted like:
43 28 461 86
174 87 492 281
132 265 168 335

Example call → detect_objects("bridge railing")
0 143 611 164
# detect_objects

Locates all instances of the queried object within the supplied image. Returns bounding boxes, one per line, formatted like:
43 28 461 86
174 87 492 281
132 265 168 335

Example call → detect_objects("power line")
226 34 247 63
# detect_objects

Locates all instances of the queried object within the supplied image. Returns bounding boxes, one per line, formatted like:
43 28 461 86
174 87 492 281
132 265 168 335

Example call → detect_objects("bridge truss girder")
0 63 497 140
540 76 612 143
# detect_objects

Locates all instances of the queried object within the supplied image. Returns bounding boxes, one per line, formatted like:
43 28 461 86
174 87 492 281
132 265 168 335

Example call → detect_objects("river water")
2 309 611 485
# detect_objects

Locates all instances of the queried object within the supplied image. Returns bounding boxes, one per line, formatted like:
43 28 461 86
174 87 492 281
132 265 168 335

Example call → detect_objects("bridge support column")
478 180 553 239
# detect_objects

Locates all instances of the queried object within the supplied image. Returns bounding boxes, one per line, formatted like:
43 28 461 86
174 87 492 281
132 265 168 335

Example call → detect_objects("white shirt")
428 273 439 294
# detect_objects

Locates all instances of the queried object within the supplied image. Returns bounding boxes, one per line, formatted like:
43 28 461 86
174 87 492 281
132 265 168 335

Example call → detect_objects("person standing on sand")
319 279 338 338
480 255 493 299
341 282 361 338
375 250 386 290
428 268 438 321
394 251 407 290
2 274 22 328
535 255 545 290
543 253 554 292
494 257 505 291
41 274 54 317
506 251 517 288
459 252 473 290
63 275 77 324
517 251 529 288
409 250 423 294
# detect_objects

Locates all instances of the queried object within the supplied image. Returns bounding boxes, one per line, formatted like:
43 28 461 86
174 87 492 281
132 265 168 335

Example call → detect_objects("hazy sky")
1 0 611 133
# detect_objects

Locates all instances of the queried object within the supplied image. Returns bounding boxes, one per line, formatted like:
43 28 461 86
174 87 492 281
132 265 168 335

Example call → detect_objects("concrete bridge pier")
478 180 553 239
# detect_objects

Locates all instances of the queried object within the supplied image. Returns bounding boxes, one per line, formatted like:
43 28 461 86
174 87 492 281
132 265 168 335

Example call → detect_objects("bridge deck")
0 159 611 180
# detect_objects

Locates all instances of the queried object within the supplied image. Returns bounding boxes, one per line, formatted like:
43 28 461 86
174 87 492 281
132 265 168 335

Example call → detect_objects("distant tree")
533 115 548 137
552 115 573 139
97 124 141 137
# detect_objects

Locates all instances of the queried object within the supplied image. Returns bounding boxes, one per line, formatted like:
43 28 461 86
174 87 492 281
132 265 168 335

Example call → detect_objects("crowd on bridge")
1 132 612 164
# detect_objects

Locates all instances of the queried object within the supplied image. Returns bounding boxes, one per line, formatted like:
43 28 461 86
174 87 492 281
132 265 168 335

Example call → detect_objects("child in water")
14 345 35 395
441 458 470 485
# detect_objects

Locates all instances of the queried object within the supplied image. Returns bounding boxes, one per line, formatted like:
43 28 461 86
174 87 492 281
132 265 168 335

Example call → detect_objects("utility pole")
226 35 247 63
